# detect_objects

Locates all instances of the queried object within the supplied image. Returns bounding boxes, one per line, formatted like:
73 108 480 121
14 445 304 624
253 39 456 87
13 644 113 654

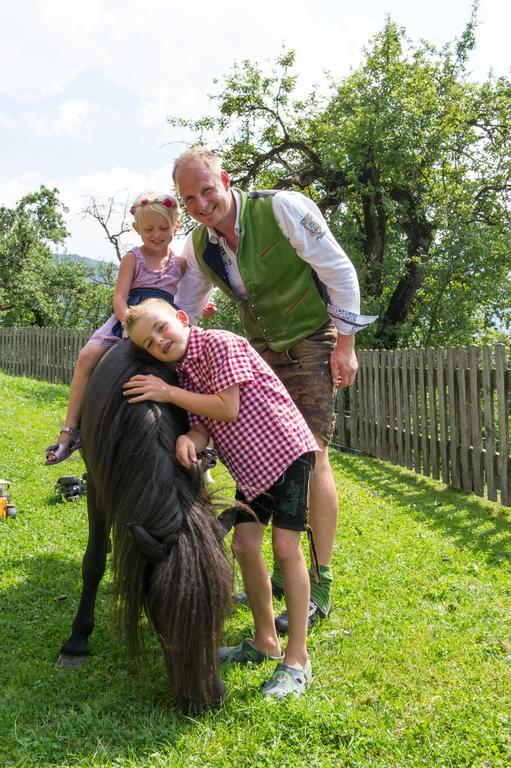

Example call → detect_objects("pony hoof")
55 653 88 669
186 678 227 714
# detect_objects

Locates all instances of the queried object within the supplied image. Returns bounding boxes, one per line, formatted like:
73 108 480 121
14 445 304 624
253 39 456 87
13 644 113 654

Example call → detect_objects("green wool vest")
191 190 329 352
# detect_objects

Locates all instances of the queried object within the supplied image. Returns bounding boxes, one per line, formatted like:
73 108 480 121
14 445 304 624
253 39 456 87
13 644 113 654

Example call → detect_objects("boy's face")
131 306 190 362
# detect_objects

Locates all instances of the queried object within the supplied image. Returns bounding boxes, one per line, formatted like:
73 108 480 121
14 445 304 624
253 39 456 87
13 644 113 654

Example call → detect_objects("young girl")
45 191 214 464
123 299 318 700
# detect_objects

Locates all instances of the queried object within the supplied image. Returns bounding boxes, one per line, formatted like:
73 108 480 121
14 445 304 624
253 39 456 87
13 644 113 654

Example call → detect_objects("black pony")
57 340 232 712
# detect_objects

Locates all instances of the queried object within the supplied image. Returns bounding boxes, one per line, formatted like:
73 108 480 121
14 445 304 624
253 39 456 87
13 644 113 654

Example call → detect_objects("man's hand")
122 374 174 403
202 301 217 318
176 435 199 468
330 334 358 389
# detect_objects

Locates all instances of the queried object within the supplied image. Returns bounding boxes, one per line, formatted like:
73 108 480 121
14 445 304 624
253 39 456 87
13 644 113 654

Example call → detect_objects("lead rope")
305 524 321 584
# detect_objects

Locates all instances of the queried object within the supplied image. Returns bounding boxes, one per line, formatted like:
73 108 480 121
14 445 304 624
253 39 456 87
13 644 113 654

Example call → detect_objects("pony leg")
56 485 109 667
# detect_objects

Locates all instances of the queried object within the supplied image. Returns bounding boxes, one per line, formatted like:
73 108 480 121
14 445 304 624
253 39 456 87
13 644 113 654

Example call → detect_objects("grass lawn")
1 370 511 768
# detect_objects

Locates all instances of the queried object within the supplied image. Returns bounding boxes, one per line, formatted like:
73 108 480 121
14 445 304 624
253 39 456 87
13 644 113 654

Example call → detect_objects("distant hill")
53 253 118 274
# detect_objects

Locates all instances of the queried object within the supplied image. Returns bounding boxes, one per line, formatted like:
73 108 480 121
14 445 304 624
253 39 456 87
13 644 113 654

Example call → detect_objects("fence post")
427 348 439 479
457 347 471 493
495 344 510 505
418 348 429 476
482 345 497 502
469 346 483 497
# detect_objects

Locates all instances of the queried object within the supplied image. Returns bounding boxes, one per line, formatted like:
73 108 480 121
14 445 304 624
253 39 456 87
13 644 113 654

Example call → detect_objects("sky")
1 0 509 263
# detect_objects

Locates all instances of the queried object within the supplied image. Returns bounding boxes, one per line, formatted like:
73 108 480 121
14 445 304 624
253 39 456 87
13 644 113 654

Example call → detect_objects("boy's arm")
176 424 210 469
122 374 240 422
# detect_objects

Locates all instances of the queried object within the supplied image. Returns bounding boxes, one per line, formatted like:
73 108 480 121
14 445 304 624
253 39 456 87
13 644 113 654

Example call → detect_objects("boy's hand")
176 435 198 468
122 374 173 403
202 301 217 318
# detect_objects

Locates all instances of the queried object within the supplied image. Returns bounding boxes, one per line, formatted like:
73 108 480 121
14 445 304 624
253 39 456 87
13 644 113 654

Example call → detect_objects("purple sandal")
45 427 81 465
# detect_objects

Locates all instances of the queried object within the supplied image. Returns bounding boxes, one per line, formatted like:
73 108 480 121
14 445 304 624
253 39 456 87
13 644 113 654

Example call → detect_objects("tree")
198 289 244 335
83 192 133 262
0 187 116 328
169 13 511 348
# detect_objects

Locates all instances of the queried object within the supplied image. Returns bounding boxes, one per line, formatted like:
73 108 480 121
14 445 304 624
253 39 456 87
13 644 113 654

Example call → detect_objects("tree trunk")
377 216 433 348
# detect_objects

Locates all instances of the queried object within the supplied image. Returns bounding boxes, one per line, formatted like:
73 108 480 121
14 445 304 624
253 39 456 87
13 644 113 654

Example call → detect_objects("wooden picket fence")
0 327 90 384
0 328 509 505
335 344 511 506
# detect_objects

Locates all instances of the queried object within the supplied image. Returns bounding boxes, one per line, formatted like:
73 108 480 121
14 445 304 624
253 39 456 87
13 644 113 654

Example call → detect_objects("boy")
123 298 317 698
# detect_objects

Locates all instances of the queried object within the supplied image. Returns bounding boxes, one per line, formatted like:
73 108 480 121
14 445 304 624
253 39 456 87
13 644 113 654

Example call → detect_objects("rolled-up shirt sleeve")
272 191 361 335
174 234 215 324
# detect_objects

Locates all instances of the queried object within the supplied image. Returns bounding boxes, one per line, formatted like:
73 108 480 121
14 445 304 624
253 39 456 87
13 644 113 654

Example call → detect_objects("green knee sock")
309 565 333 615
272 562 333 615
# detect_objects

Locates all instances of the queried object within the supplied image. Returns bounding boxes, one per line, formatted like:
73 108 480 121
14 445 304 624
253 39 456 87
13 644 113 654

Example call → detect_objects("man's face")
131 306 190 362
174 160 232 230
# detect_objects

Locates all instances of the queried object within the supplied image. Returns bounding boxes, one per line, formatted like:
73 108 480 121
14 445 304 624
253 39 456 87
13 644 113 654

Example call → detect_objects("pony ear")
128 523 170 561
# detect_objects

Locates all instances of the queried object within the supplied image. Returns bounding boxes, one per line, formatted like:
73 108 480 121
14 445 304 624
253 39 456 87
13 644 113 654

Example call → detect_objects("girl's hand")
202 301 217 318
122 327 129 339
176 435 198 468
122 374 174 403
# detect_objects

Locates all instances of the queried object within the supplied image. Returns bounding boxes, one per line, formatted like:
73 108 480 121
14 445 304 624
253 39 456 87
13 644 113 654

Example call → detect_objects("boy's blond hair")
172 147 222 183
125 298 176 337
130 191 180 228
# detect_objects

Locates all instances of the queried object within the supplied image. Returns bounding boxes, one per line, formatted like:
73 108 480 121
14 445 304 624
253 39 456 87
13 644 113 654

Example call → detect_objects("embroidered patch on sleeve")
300 213 326 240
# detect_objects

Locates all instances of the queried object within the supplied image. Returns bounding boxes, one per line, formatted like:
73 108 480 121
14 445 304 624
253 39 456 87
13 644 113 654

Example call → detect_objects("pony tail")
146 502 233 708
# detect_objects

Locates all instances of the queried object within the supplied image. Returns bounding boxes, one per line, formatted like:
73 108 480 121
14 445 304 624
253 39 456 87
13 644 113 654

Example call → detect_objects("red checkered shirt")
176 326 318 500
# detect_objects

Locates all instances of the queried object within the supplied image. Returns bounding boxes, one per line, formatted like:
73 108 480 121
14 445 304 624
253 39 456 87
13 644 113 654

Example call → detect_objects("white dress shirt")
175 189 366 335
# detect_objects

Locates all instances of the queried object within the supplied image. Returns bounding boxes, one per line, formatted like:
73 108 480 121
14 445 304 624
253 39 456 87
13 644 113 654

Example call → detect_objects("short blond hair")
172 146 222 183
130 191 180 228
125 298 177 338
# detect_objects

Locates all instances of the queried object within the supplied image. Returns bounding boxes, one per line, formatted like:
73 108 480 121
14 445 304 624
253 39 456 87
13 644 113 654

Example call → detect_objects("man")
173 147 375 631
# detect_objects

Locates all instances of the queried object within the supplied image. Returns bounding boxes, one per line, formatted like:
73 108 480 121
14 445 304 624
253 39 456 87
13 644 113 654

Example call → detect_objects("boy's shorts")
234 452 316 531
260 321 337 444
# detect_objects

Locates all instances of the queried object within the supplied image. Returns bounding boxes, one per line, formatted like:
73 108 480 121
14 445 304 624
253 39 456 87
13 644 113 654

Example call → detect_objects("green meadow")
1 371 510 767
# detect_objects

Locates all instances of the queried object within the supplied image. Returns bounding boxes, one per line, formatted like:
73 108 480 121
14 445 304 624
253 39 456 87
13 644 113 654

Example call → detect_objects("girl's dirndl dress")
89 246 184 348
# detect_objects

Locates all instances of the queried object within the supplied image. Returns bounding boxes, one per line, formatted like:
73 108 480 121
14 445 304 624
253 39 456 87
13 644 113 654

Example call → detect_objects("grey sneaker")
219 638 283 665
261 659 313 699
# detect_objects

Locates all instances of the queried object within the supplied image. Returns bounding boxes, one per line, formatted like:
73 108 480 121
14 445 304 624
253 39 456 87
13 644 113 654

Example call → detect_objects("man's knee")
311 434 333 474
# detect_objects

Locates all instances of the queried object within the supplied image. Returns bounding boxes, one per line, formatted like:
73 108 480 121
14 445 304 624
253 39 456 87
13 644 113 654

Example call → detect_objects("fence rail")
1 328 510 506
336 344 511 506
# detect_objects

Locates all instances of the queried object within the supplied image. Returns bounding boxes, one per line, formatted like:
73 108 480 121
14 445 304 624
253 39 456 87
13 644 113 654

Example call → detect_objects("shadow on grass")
0 552 212 766
331 450 511 566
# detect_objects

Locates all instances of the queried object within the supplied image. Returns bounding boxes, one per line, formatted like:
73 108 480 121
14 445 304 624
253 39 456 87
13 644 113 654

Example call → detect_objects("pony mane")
81 341 232 707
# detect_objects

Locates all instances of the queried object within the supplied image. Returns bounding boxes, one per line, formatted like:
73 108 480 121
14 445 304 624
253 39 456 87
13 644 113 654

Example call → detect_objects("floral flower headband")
130 194 177 216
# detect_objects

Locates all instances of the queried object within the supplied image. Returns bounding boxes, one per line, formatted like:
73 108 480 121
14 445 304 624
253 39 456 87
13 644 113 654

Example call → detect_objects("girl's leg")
64 343 109 430
231 522 281 657
47 343 108 458
272 527 310 669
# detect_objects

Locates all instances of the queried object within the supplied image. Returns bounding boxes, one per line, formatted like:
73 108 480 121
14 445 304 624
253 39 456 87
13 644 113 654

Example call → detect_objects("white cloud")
60 165 176 260
22 99 91 137
0 112 16 129
0 163 176 260
0 173 45 205
0 0 366 110
1 0 509 265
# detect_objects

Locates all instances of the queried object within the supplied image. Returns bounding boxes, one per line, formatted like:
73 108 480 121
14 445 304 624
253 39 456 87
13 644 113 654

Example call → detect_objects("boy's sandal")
219 638 283 665
45 428 81 465
261 659 313 699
